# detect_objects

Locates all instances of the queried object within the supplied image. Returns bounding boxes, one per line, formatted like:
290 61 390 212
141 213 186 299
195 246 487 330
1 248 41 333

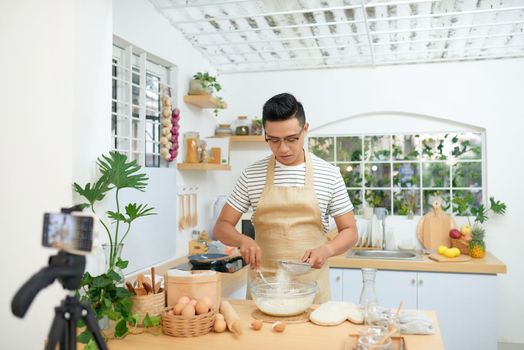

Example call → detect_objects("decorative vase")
102 243 125 283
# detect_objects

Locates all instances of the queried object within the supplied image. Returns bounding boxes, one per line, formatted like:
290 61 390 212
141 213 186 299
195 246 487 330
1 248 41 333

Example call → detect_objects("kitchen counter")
106 300 445 350
329 251 506 274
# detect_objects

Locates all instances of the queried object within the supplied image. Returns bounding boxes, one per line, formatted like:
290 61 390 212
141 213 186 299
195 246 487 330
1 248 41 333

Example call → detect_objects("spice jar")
184 132 199 163
235 116 250 136
251 117 263 135
215 124 233 137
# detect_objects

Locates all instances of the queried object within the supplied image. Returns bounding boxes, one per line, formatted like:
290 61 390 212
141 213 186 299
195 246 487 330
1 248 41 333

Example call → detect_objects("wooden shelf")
183 95 227 109
177 163 231 171
229 135 265 142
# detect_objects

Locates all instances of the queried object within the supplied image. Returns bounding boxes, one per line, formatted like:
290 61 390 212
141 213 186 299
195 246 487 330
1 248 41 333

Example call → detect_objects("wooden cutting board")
429 253 472 262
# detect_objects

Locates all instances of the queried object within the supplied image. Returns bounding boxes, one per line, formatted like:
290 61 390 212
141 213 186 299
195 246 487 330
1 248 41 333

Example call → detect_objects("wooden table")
106 300 444 350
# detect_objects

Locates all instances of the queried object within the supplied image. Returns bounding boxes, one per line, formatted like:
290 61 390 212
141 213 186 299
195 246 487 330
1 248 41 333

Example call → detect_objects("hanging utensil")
278 260 311 276
186 193 192 228
178 194 185 231
192 192 198 227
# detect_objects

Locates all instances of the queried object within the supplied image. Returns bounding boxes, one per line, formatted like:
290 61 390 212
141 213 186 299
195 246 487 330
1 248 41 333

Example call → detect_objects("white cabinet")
330 268 498 350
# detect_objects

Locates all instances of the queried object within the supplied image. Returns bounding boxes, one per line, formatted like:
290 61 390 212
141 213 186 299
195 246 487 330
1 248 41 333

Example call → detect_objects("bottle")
235 116 249 135
359 268 378 323
184 132 199 163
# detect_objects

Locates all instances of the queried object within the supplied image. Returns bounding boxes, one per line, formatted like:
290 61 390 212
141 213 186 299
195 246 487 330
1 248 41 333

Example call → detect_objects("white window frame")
308 131 486 216
111 36 177 167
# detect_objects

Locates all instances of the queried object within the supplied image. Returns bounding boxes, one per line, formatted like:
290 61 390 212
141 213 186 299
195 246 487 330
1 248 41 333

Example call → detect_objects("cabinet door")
417 272 497 350
341 269 362 303
329 268 344 301
374 270 417 310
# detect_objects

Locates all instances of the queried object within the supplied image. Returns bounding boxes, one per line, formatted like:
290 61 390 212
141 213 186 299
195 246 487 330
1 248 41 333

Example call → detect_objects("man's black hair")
262 93 306 127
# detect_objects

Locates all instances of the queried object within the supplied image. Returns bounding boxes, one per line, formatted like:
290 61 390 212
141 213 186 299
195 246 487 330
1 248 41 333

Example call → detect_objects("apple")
449 228 461 239
460 224 472 236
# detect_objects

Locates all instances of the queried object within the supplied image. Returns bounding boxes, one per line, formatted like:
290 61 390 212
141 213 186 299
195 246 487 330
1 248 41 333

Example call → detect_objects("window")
309 132 484 216
111 42 176 167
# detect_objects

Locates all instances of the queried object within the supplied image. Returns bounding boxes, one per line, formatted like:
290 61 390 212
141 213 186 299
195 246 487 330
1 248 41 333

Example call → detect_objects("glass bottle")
359 268 378 323
235 116 250 135
184 131 199 163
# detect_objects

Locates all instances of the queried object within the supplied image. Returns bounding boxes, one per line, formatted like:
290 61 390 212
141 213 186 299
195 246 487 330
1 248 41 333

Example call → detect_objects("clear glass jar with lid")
235 116 250 136
184 131 200 163
215 124 233 137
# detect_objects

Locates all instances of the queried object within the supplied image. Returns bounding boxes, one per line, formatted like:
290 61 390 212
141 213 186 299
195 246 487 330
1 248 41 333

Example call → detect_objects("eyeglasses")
264 127 304 147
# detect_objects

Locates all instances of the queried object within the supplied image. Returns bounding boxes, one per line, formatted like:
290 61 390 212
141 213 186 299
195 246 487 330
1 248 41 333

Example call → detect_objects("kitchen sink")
347 250 422 261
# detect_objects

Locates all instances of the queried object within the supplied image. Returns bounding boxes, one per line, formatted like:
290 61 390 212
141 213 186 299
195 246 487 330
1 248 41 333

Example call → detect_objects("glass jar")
184 131 199 163
359 268 378 323
251 117 263 135
215 124 233 137
235 116 250 136
357 326 392 350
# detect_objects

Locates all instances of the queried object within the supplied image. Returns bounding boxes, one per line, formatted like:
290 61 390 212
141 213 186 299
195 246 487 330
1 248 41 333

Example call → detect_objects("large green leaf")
97 152 148 191
489 196 507 215
125 203 156 223
73 177 110 206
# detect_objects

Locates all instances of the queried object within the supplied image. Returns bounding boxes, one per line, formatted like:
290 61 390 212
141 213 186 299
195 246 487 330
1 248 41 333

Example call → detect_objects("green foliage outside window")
309 132 483 216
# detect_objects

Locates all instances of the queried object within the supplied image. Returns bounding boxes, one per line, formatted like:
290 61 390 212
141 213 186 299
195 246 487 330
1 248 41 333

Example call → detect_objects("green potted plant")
189 72 221 96
73 152 157 345
453 195 506 258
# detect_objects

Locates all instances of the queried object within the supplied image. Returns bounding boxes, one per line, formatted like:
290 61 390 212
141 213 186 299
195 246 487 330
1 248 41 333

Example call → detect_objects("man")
214 93 357 302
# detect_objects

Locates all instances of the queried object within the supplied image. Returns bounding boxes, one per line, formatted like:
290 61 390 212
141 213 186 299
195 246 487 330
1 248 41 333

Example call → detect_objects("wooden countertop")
106 300 444 350
329 251 507 274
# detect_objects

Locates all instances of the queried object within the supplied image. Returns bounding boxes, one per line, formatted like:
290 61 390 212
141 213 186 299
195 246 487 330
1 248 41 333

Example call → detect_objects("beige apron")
248 151 331 303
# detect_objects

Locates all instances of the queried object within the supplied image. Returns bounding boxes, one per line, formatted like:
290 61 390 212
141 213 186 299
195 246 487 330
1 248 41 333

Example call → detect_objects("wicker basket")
451 238 470 255
131 291 165 326
161 307 216 337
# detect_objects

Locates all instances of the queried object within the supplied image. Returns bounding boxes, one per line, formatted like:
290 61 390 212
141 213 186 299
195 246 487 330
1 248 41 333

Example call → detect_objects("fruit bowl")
250 279 318 316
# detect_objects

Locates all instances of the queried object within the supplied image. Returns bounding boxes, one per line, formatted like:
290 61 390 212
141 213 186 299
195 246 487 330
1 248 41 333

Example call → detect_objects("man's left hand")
302 245 332 269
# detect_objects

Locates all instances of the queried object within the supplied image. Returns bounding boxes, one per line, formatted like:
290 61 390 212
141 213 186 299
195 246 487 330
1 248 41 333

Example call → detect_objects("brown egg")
272 321 286 332
251 320 263 330
216 313 225 320
213 319 227 333
201 297 214 309
177 296 190 305
173 303 185 315
181 304 196 318
189 299 197 306
195 300 210 315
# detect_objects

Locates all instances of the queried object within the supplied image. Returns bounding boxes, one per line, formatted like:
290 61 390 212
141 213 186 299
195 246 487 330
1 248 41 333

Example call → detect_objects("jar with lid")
251 117 263 135
235 116 250 136
184 131 200 163
215 124 233 137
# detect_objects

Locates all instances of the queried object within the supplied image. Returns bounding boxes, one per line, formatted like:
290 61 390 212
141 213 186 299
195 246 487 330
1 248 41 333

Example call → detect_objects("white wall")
0 1 111 348
218 59 524 343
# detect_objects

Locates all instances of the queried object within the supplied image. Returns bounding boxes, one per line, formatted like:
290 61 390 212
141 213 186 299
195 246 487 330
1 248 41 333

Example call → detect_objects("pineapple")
469 224 486 258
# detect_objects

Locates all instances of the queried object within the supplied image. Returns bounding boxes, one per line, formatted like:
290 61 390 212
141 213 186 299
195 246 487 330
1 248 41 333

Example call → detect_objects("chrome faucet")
373 208 388 250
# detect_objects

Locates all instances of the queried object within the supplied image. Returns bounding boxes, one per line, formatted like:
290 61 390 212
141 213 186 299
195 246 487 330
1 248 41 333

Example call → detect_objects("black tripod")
12 251 107 350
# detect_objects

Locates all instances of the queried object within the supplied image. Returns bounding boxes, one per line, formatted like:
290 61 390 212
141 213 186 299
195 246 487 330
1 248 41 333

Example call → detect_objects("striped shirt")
227 152 354 232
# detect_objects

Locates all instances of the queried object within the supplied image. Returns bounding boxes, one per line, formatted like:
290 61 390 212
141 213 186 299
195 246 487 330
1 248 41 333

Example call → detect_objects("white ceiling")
149 0 524 73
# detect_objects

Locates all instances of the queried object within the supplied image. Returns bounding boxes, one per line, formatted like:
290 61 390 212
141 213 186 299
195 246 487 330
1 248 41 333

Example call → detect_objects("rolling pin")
219 299 243 335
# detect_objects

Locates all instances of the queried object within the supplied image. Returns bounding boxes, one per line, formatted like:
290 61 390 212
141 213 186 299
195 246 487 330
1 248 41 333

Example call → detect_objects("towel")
399 310 435 335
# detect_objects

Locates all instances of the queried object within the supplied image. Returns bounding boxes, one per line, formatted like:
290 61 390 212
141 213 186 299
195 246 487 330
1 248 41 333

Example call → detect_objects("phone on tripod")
42 212 95 255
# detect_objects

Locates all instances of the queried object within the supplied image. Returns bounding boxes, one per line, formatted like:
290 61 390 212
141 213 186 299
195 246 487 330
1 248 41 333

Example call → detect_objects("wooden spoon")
178 195 185 231
395 300 404 316
142 282 153 294
186 194 192 228
151 267 156 294
125 281 136 295
192 193 198 227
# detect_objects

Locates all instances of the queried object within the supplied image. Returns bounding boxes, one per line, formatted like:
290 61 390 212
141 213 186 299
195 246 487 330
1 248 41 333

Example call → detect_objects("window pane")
392 134 420 160
309 137 334 161
422 163 450 187
452 190 483 216
364 163 391 187
393 189 420 215
365 190 391 211
393 163 420 188
364 135 390 161
347 190 363 212
338 163 362 187
453 162 482 188
336 136 362 161
420 133 449 160
423 190 451 213
451 133 482 160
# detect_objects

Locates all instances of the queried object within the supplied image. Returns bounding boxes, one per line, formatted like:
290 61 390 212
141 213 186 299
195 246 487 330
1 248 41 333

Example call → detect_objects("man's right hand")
239 235 261 270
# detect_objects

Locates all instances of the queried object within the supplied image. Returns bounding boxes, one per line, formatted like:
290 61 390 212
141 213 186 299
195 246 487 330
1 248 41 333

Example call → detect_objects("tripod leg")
45 311 65 350
82 303 108 350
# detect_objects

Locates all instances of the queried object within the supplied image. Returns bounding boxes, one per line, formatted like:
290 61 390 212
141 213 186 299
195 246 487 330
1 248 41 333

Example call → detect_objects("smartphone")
42 213 94 254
